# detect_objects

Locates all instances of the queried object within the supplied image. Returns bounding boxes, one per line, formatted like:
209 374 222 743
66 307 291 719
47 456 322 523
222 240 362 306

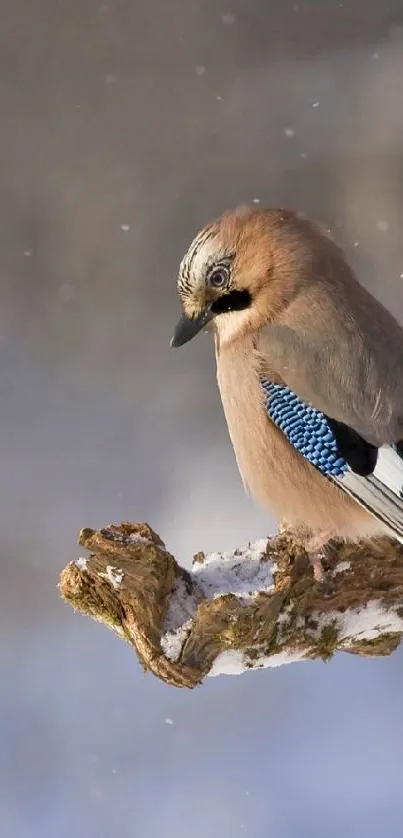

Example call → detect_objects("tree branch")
59 522 403 688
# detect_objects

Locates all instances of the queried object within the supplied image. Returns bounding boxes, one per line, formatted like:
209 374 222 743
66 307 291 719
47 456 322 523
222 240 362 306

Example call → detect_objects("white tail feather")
334 446 403 540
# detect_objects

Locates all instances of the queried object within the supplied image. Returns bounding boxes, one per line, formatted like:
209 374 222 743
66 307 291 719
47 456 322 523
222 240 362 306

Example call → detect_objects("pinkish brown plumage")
171 206 403 575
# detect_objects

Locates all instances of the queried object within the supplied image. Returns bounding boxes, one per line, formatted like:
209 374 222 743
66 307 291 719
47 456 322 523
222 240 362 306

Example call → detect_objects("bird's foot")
308 550 326 582
304 532 336 582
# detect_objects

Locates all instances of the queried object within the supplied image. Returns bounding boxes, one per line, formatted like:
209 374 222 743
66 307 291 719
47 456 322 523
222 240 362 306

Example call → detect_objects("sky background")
2 1 403 835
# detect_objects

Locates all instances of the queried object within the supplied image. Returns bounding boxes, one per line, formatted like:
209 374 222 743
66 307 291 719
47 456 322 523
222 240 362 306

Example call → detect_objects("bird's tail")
333 445 403 541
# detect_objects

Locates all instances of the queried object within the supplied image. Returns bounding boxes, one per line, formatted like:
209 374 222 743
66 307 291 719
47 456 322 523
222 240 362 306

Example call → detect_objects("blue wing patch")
260 377 348 477
260 377 403 539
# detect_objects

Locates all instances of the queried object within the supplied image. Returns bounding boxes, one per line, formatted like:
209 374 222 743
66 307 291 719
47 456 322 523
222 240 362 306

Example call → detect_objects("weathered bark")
59 521 403 688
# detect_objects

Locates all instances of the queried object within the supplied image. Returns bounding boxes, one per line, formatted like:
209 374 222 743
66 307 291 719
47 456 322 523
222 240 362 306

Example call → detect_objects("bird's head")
170 205 314 348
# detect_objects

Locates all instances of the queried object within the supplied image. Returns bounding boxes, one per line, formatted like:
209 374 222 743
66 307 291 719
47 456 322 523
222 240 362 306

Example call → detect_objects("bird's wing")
261 378 403 540
258 323 403 448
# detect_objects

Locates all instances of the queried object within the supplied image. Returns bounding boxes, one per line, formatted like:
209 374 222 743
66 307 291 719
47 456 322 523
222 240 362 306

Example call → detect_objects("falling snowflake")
59 283 75 302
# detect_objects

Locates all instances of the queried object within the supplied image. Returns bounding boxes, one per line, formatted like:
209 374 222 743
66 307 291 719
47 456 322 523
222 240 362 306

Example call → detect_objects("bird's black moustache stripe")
211 289 251 314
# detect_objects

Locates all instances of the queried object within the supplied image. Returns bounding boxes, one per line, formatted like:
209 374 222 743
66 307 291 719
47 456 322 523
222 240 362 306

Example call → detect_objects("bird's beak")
170 305 215 348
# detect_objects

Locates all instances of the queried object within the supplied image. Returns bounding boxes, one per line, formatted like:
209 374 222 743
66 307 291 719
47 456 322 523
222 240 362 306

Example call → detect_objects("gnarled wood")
59 522 403 688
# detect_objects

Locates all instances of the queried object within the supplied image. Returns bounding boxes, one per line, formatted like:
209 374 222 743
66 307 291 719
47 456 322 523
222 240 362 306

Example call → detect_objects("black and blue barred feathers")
261 378 348 477
260 376 403 539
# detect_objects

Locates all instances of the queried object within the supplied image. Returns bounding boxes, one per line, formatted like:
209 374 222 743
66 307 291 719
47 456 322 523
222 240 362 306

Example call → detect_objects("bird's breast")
215 336 381 538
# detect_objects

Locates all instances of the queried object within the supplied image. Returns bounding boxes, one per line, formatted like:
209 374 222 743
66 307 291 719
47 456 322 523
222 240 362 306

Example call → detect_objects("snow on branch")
59 522 403 688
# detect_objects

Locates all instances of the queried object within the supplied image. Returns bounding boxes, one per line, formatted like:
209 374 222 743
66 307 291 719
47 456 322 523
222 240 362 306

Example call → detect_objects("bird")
170 205 403 576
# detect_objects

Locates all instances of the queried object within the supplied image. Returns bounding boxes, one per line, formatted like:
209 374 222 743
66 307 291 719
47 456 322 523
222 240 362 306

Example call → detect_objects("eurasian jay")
170 206 403 574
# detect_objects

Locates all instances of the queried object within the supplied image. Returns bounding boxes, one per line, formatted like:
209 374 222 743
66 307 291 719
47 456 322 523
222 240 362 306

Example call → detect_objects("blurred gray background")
2 1 403 835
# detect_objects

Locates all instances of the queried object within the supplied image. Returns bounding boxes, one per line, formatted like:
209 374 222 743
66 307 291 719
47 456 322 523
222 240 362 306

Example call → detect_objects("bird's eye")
208 266 230 289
